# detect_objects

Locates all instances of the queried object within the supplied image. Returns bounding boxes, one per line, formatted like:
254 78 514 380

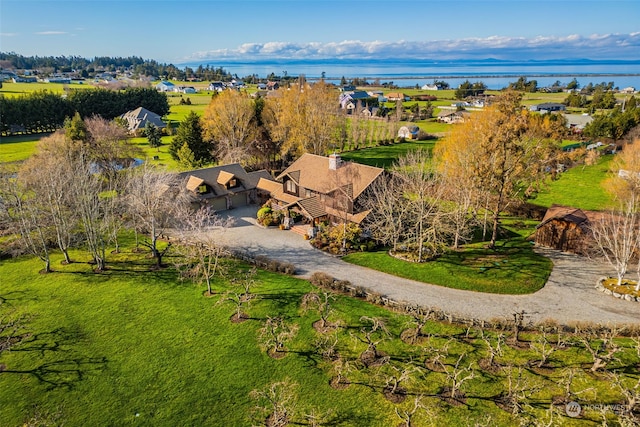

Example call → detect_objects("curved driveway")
211 206 639 326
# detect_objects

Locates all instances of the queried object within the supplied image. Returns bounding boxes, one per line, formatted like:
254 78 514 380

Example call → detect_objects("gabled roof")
537 204 607 230
297 197 326 219
180 163 276 198
120 107 165 131
276 153 383 200
186 176 205 192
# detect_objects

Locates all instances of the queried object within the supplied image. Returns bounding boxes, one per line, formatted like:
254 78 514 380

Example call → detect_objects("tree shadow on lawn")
1 356 107 391
3 326 108 390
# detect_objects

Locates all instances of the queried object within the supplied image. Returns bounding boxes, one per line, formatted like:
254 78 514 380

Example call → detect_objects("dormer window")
197 184 208 194
227 178 238 189
285 179 297 195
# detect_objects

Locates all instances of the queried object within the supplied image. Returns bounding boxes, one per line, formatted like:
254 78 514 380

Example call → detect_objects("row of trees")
167 81 405 170
0 117 190 272
0 52 235 82
0 87 170 135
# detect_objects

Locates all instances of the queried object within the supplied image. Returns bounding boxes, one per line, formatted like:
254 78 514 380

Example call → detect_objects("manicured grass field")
0 134 42 163
531 154 615 211
341 140 437 169
343 227 551 294
1 241 636 426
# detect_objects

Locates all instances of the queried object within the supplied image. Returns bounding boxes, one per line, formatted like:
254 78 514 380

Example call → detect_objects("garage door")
210 197 227 212
230 192 247 208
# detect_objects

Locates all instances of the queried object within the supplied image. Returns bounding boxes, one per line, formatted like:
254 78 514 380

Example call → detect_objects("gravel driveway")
210 206 639 326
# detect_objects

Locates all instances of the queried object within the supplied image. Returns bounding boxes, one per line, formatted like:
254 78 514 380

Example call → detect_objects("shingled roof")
276 153 383 200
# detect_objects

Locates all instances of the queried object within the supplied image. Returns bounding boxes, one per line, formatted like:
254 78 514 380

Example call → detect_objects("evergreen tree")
145 123 162 150
169 111 212 165
64 112 90 143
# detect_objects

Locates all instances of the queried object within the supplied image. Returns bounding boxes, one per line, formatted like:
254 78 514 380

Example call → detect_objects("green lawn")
341 140 437 169
0 134 42 163
344 232 551 295
530 154 615 211
1 240 636 426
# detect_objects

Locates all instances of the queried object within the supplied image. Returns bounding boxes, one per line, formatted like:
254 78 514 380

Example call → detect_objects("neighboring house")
12 76 37 83
339 91 375 110
120 107 166 132
386 92 410 102
256 83 267 90
208 81 225 92
437 110 470 124
421 83 445 91
258 153 384 225
155 81 175 92
44 77 71 84
180 164 275 212
565 114 594 133
529 103 566 112
398 125 420 140
621 87 636 94
266 81 280 91
176 85 197 94
535 204 605 254
340 85 356 92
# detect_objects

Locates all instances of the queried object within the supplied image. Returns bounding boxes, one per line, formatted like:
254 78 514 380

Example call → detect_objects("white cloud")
0 33 18 37
35 31 68 36
187 33 640 61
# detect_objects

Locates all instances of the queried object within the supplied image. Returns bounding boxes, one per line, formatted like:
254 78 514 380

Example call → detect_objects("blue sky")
1 0 639 64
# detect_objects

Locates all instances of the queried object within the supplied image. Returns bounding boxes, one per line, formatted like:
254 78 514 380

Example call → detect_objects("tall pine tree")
169 111 212 167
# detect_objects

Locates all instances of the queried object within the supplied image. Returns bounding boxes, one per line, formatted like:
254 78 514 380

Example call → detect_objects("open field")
1 239 638 426
0 134 42 163
531 154 615 211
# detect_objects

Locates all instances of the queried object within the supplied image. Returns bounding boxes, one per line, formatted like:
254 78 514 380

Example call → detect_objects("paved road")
209 206 639 326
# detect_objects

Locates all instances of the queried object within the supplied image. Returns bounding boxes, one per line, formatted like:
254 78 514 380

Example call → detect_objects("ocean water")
182 58 640 90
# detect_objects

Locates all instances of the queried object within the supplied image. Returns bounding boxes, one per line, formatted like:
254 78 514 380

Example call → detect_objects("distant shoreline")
308 73 640 81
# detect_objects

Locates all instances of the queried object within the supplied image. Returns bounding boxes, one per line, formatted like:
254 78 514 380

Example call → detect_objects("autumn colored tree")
437 92 558 248
202 90 257 165
263 80 344 158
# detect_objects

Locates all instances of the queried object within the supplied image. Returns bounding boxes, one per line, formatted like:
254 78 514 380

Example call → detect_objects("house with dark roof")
529 103 566 112
120 107 166 132
398 125 420 140
257 153 384 225
180 164 275 212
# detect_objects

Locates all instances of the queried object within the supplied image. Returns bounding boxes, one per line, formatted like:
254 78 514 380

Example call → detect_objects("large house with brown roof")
257 153 384 225
180 164 274 212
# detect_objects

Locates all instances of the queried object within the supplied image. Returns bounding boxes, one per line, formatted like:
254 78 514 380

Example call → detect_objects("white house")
155 81 175 92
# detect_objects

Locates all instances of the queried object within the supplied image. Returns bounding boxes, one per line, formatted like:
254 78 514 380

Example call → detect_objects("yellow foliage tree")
263 80 345 157
436 92 559 248
202 90 257 166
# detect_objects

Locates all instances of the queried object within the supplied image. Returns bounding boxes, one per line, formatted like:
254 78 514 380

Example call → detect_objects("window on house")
198 184 208 194
305 189 312 198
227 178 238 189
285 180 297 195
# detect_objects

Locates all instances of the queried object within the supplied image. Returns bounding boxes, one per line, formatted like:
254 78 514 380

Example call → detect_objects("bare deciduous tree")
124 164 192 268
175 207 233 295
579 331 622 372
439 354 476 402
258 316 299 357
589 195 640 287
250 379 297 427
301 291 336 332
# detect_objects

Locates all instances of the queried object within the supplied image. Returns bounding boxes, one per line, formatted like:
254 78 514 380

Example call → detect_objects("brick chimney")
329 153 341 170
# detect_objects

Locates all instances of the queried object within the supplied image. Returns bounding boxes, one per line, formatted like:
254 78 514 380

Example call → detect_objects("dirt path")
208 206 640 326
